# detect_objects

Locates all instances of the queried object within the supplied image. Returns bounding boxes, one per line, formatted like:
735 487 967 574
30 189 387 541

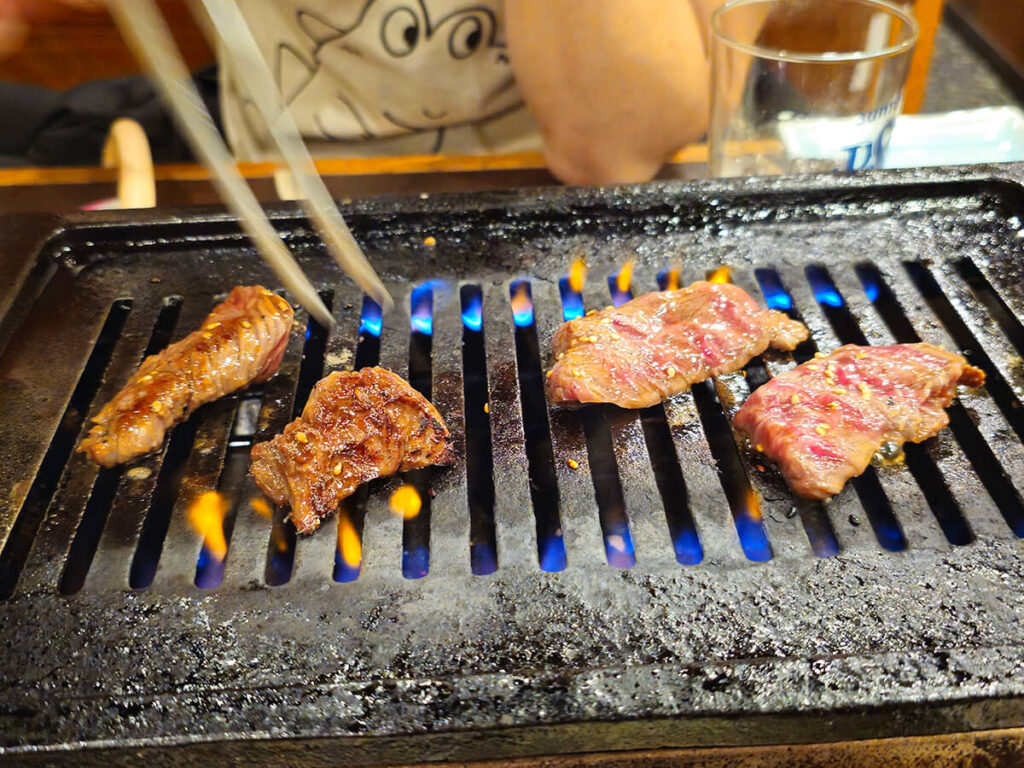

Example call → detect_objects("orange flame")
708 266 732 284
568 257 587 293
667 265 682 291
337 510 362 567
390 484 422 520
251 496 273 520
744 488 763 521
188 491 229 561
616 260 634 294
510 281 532 320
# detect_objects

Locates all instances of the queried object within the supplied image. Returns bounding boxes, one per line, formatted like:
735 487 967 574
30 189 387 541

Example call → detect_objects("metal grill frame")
3 164 1024 765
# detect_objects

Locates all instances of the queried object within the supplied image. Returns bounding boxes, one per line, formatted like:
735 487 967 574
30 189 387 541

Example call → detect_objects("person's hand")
0 0 107 60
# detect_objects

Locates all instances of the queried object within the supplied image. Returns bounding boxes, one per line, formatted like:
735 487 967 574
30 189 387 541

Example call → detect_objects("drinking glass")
709 0 918 177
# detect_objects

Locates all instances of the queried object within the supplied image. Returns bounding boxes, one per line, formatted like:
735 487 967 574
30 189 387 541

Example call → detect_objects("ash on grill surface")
3 166 1024 765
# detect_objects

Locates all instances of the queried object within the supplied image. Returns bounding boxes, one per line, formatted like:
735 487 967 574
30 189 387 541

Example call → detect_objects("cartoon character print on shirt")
278 0 522 151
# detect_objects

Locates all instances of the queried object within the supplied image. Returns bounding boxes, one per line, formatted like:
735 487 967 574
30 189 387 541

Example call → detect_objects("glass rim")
711 0 919 64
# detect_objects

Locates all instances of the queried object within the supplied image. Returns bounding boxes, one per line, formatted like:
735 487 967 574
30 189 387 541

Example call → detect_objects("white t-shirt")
222 0 543 160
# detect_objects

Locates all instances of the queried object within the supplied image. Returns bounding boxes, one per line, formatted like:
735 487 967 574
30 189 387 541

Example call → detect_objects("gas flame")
709 266 732 284
337 510 362 568
616 259 635 294
744 488 763 521
666 265 681 291
188 491 228 561
510 280 534 327
251 496 273 520
568 257 587 293
390 484 422 520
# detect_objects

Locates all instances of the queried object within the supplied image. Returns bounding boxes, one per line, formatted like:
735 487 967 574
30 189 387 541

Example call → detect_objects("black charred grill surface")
3 166 1024 765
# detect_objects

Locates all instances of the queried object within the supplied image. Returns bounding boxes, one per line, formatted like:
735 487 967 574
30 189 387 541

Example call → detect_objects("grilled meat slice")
733 343 986 499
79 286 293 467
250 367 454 534
547 281 809 408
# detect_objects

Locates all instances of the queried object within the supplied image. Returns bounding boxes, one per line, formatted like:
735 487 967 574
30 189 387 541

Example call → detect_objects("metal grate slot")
459 285 497 575
127 411 202 588
402 284 435 579
0 299 133 599
509 279 567 571
734 270 840 559
832 265 976 548
905 262 1024 445
853 264 1017 544
787 265 908 552
691 377 772 561
58 295 184 595
263 293 333 586
330 294 383 582
488 280 560 569
958 258 1024 358
806 264 974 549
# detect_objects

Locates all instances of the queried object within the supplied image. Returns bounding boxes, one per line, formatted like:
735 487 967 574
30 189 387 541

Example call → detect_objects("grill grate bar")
219 310 307 589
149 396 240 590
916 261 1024 445
600 269 692 569
802 264 953 553
779 265 910 552
761 269 883 554
422 282 470 579
82 297 210 591
479 282 536 571
701 266 820 560
958 259 1024 359
865 262 1024 540
829 265 977 547
530 278 605 569
10 301 160 597
0 299 132 598
734 270 843 557
289 287 359 585
358 286 413 583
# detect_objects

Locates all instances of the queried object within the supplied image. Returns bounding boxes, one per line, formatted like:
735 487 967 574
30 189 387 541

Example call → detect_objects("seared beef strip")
250 367 453 534
547 281 808 408
733 343 986 499
79 286 293 467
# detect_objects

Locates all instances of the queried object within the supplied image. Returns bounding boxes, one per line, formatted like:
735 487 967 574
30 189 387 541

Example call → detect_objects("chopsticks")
107 0 395 327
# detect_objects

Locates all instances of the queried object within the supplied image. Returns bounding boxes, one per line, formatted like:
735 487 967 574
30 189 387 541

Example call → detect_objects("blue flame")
471 541 497 575
754 268 794 311
806 266 845 308
410 284 433 336
874 516 906 552
558 276 585 321
735 515 773 562
402 546 429 579
358 296 383 337
859 270 881 303
510 280 535 327
604 523 636 569
673 528 704 566
194 545 225 589
656 269 669 291
539 534 567 572
607 275 633 308
333 551 360 582
461 288 483 331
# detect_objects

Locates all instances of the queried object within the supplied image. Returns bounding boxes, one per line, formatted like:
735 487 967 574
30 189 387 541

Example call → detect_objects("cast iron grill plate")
3 166 1024 765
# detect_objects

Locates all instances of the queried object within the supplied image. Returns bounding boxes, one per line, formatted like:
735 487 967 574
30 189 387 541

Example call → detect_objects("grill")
3 165 1024 765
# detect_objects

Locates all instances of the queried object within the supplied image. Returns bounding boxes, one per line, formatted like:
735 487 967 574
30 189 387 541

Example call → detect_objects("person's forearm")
506 0 711 185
